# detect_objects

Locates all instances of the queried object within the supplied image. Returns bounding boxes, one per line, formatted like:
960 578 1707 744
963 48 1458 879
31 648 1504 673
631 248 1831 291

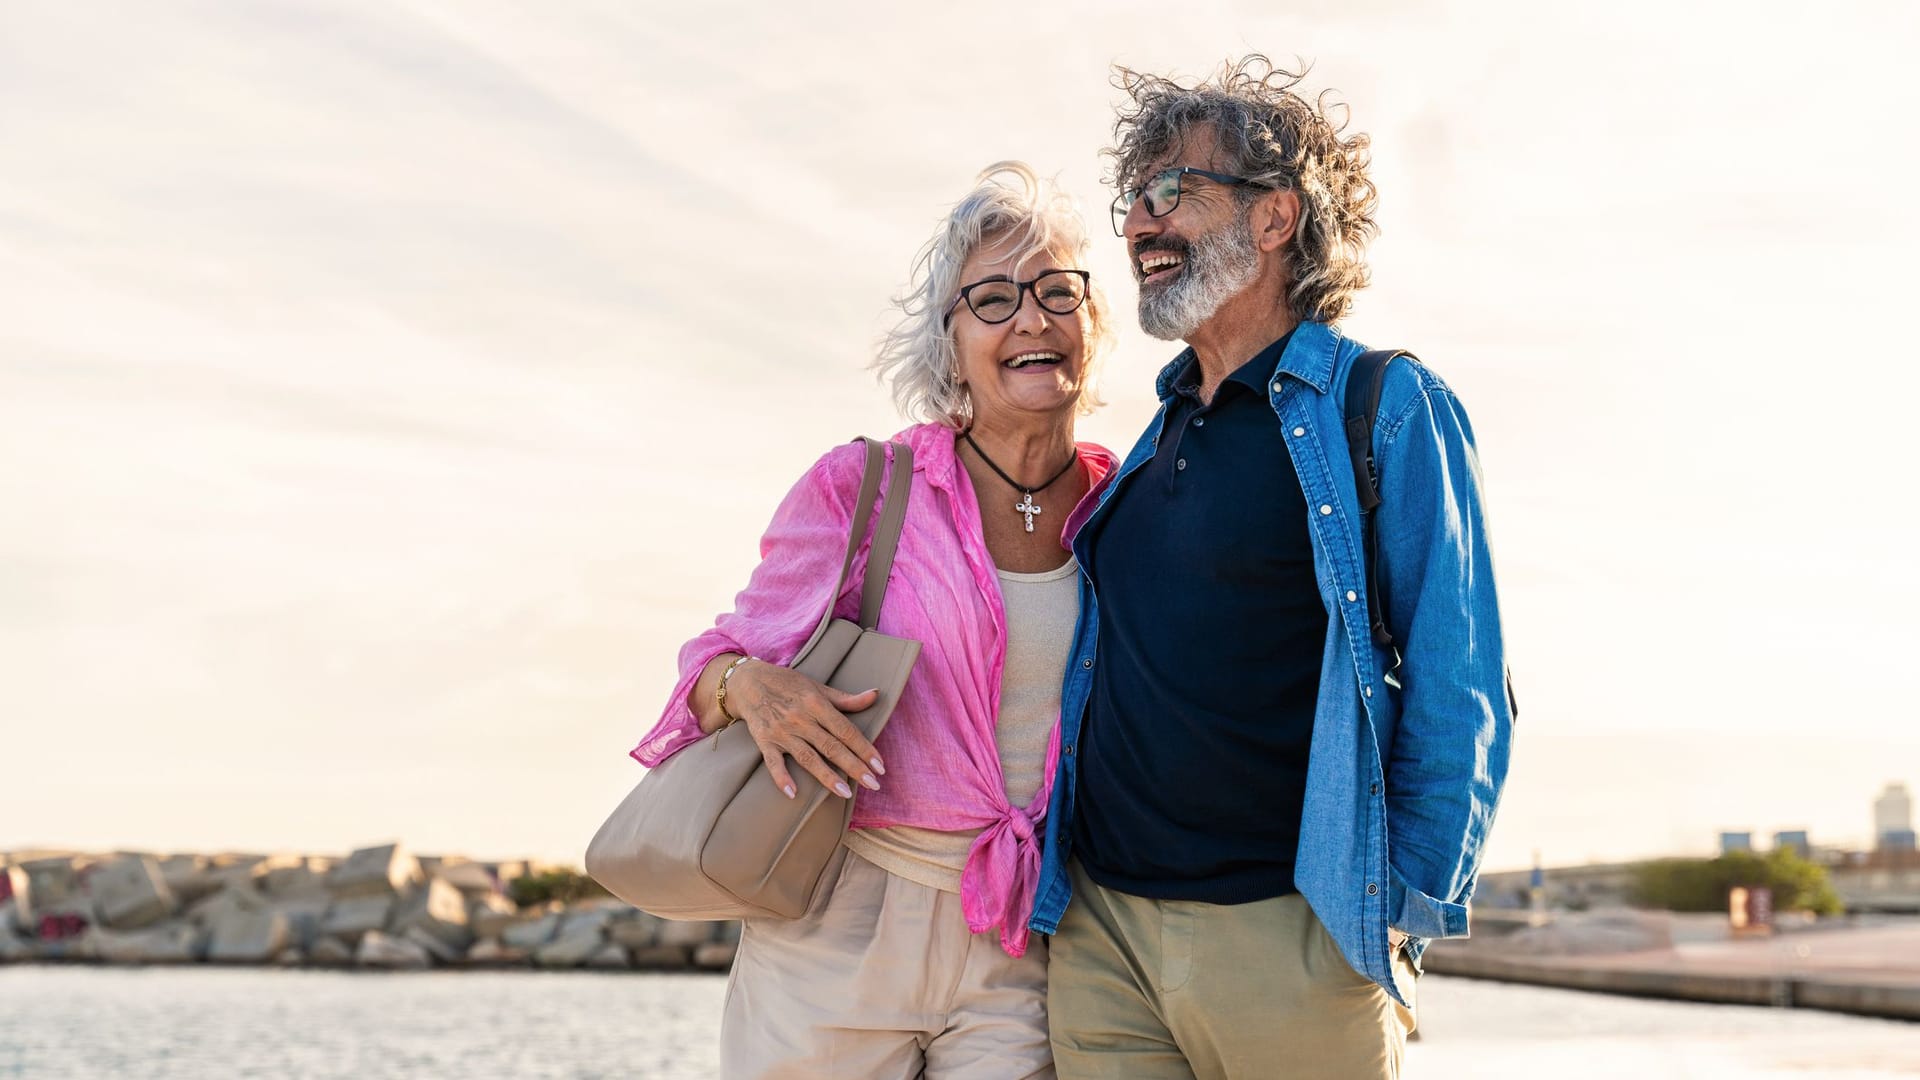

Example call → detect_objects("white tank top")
843 558 1080 893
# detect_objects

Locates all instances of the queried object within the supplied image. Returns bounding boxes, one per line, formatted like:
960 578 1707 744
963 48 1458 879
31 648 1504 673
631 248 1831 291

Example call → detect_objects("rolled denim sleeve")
1372 368 1514 938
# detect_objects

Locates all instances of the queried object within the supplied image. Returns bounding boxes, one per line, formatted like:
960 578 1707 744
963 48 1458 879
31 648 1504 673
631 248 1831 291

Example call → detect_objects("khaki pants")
721 849 1054 1079
1048 861 1415 1080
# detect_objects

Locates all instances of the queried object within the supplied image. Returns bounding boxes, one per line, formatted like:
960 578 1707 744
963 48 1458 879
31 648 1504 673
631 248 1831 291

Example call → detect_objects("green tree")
507 867 611 909
1630 848 1842 916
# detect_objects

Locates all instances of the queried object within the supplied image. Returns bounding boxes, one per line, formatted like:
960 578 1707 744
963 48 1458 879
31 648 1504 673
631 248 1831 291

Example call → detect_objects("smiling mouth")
1137 251 1185 284
1003 351 1064 371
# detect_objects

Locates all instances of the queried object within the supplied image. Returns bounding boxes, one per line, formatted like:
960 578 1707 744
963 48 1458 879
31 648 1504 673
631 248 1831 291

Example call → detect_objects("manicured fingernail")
834 781 853 799
860 773 880 792
782 784 796 799
869 758 886 775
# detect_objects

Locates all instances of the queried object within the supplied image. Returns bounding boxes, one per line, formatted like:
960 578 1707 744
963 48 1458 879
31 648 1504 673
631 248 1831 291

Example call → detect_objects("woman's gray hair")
874 162 1111 429
1108 56 1380 326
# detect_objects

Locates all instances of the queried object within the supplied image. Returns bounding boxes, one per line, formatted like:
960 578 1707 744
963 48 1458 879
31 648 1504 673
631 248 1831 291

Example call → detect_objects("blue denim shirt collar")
1153 320 1339 403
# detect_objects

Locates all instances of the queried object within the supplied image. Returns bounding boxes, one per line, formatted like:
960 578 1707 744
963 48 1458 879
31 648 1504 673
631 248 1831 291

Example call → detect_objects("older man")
1031 57 1515 1078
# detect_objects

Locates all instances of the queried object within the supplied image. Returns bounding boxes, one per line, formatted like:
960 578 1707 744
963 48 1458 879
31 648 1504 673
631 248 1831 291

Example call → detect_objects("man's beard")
1136 216 1261 342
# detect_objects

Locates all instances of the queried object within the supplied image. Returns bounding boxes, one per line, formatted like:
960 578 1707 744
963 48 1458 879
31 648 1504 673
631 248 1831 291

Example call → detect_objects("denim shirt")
1029 320 1514 1006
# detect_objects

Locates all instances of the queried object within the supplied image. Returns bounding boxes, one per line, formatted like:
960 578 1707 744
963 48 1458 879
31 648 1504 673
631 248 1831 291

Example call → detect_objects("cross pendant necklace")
963 433 1079 534
1014 491 1043 532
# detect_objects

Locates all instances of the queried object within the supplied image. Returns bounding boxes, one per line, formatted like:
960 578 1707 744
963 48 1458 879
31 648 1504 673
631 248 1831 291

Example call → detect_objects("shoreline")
1 844 739 975
1423 913 1920 1024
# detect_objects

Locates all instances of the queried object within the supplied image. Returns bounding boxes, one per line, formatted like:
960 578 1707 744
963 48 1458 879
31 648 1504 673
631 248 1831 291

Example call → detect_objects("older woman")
630 163 1116 1079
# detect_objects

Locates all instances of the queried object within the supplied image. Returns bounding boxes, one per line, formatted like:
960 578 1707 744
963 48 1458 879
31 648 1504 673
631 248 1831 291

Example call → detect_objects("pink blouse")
632 422 1116 956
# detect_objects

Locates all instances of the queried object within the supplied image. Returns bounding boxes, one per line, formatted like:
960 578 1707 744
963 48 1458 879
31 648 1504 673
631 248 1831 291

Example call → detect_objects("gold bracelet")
714 655 756 729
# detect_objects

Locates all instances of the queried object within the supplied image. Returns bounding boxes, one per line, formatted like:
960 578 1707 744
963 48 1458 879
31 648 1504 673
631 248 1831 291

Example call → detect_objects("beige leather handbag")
586 438 921 921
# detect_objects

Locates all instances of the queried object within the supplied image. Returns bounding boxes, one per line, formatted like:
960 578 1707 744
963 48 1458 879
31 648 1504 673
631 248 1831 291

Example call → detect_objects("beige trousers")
1047 861 1415 1080
720 848 1054 1079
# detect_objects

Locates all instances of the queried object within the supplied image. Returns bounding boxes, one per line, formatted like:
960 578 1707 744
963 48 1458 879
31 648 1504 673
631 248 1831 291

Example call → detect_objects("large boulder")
272 894 332 949
432 862 498 900
20 859 80 916
206 908 290 963
630 944 691 969
608 912 663 949
400 926 461 965
326 844 422 900
586 943 632 970
469 894 518 940
558 906 620 938
656 920 716 948
1 867 29 932
91 923 206 964
500 913 562 950
319 895 395 942
388 878 472 951
466 939 529 967
88 856 177 930
258 856 331 899
308 936 354 966
355 930 431 970
533 926 605 969
187 883 269 927
157 856 221 904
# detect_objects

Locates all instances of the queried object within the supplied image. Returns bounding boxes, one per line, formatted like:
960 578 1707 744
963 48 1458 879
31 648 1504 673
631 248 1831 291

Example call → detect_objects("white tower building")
1874 782 1912 847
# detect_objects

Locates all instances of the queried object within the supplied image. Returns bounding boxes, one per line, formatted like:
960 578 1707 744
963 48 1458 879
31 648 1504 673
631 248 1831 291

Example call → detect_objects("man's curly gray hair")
1109 56 1380 325
874 162 1110 429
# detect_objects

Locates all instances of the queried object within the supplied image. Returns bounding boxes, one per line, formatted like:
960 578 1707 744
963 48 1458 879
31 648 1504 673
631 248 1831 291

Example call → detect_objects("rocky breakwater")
0 844 739 973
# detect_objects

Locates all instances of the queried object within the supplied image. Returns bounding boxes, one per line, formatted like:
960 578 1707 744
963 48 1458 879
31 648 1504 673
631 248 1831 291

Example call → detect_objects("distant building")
1876 782 1914 850
1773 830 1810 857
1720 831 1753 855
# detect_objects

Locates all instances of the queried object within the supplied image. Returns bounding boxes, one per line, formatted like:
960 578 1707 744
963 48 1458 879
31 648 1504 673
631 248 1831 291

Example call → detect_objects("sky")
3 1 1918 873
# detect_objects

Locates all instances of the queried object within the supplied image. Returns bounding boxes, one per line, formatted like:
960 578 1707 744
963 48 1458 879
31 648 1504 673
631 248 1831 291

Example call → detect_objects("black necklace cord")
963 432 1079 496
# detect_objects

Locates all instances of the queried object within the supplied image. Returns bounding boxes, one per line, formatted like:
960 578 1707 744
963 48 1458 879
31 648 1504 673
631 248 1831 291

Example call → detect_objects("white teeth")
1004 352 1063 369
1139 253 1184 275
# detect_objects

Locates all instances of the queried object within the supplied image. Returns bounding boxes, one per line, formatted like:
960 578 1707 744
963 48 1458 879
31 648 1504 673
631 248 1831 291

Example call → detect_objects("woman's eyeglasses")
943 269 1091 327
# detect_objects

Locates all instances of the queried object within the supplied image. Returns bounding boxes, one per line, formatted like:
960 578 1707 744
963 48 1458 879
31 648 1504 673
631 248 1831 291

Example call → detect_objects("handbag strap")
800 438 915 658
859 439 914 629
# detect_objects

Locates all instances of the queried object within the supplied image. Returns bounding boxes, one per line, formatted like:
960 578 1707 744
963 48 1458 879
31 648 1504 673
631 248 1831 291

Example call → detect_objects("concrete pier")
1424 914 1920 1022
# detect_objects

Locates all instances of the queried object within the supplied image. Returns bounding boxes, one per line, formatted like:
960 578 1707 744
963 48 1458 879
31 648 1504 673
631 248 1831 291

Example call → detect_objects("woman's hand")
715 659 886 800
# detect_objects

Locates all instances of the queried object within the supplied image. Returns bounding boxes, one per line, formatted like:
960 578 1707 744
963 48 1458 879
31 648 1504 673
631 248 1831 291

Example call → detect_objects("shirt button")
1365 686 1374 698
1082 658 1093 669
1319 504 1333 516
1346 590 1358 602
1370 782 1381 796
1193 416 1205 427
1292 426 1306 437
1273 380 1284 393
1366 882 1379 896
1064 744 1075 756
1176 459 1187 471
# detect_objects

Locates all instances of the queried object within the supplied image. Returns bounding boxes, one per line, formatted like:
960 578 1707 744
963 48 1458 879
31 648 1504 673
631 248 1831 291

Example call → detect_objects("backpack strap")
1344 349 1413 669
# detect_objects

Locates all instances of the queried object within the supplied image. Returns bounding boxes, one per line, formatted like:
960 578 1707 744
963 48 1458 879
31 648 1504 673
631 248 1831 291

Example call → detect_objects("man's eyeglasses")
1110 167 1264 236
943 269 1091 328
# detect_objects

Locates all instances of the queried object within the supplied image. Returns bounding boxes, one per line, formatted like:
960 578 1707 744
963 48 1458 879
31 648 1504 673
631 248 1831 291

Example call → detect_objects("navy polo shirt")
1073 331 1325 904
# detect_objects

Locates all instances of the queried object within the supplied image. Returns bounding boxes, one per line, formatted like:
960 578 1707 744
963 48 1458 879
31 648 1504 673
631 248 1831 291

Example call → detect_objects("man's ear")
1254 188 1301 252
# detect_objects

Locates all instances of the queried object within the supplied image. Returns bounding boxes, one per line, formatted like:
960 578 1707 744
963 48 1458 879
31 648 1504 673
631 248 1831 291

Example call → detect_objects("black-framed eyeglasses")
1110 167 1263 236
943 269 1091 328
